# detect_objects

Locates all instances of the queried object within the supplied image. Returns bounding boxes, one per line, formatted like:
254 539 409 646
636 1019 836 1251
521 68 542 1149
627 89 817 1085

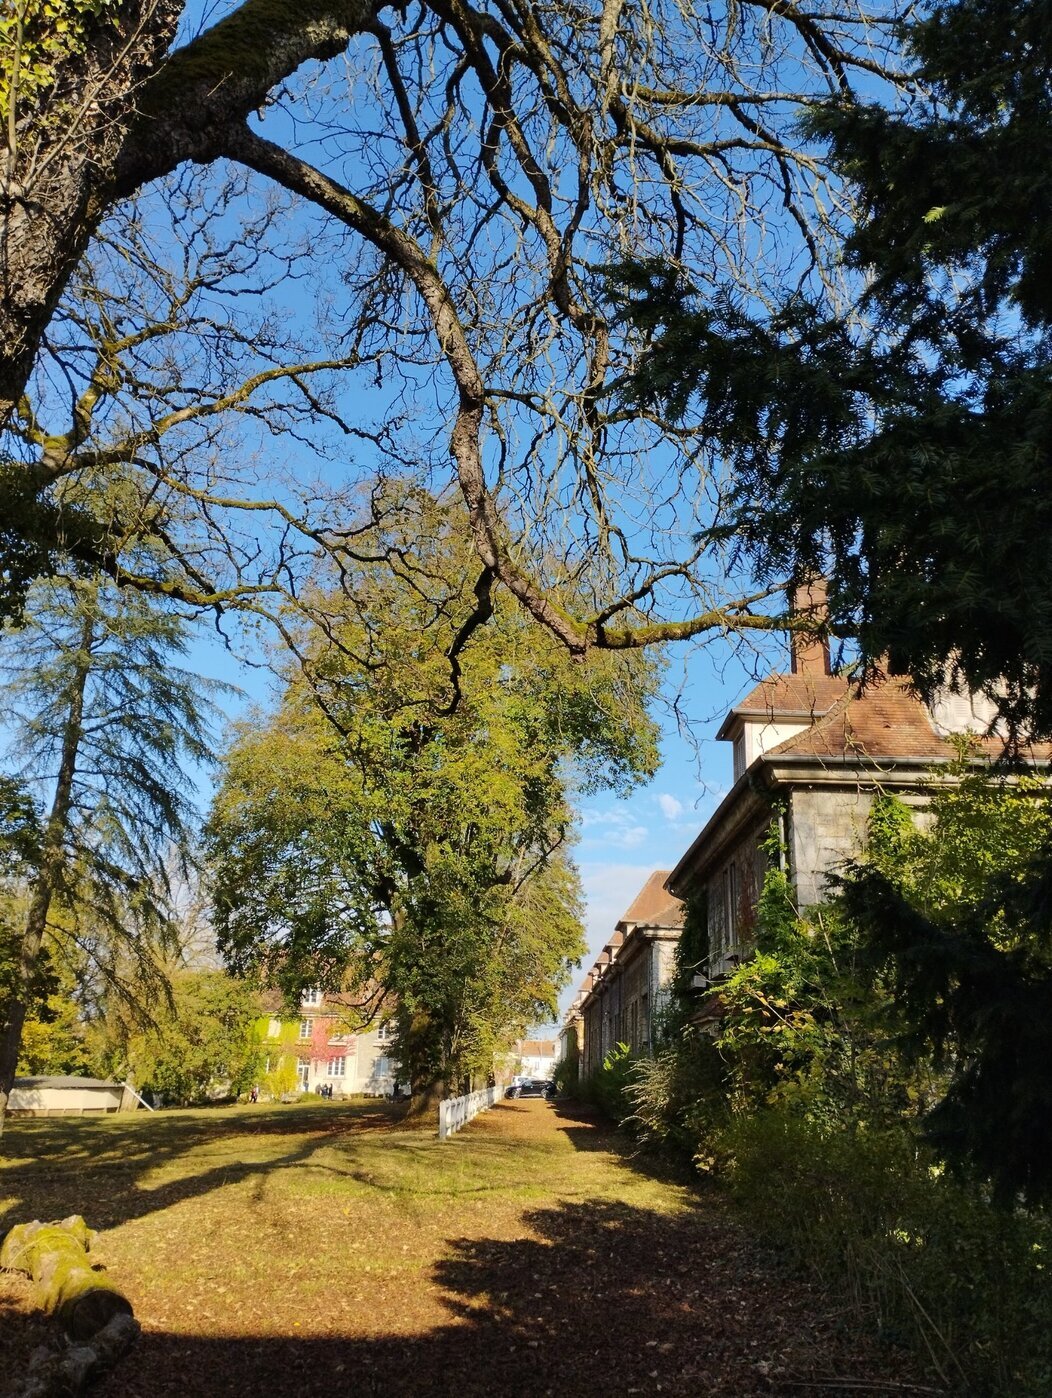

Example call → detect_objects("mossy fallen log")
0 1215 133 1340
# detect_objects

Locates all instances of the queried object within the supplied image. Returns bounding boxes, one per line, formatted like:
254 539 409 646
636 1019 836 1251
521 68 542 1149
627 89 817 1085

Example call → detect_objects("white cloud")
579 804 650 849
657 792 684 821
580 806 636 830
608 824 648 849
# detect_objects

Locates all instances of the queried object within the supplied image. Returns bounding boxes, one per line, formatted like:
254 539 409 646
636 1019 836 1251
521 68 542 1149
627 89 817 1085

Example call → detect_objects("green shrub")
580 1041 635 1121
623 1031 729 1166
550 1050 578 1096
721 1111 1052 1396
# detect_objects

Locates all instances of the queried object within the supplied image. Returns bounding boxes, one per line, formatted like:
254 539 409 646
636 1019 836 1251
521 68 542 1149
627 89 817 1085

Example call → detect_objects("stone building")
667 630 1052 979
564 600 1051 1071
567 872 685 1080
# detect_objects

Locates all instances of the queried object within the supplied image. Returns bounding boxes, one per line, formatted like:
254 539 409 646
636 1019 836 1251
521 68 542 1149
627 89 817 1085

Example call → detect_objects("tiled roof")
519 1040 556 1056
724 672 849 723
668 670 1052 901
768 674 1052 763
617 870 685 929
565 872 686 1018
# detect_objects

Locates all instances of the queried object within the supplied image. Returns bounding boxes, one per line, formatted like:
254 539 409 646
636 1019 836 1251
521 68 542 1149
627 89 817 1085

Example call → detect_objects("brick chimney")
789 577 831 677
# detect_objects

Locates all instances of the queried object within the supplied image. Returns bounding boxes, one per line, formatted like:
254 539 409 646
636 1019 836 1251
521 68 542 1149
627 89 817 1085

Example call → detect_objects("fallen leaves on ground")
0 1098 938 1396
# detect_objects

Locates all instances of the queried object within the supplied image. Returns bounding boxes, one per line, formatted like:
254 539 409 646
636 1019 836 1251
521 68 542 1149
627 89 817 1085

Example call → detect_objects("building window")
302 989 323 1008
327 1056 346 1077
376 1018 394 1042
299 1018 311 1040
733 733 746 782
727 862 739 943
267 1018 281 1039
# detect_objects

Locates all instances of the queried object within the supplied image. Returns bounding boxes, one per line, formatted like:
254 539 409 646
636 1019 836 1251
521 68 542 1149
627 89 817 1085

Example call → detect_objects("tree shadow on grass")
0 1101 408 1236
546 1096 705 1189
79 1195 932 1398
0 1103 933 1398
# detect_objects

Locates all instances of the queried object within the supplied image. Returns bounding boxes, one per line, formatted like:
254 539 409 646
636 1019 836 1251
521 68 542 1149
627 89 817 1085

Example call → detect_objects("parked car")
517 1078 545 1097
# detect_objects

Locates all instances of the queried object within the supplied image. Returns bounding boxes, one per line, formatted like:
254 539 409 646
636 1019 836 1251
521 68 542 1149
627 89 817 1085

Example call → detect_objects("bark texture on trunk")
16 1311 140 1398
403 1077 447 1121
0 0 377 428
0 0 183 427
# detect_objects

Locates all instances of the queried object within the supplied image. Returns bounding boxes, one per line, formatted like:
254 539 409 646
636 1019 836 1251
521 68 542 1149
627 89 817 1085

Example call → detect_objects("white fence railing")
438 1084 505 1140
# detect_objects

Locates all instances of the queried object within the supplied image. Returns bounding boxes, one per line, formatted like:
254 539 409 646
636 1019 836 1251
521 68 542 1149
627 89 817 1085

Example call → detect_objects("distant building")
257 991 401 1097
566 872 685 1080
7 1076 137 1116
515 1039 556 1081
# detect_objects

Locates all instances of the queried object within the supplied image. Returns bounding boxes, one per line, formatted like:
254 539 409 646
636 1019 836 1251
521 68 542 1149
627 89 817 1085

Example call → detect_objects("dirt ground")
0 1097 937 1397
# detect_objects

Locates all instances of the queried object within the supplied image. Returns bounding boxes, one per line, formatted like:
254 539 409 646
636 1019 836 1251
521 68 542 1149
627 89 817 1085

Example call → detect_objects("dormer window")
927 684 1004 738
302 988 323 1008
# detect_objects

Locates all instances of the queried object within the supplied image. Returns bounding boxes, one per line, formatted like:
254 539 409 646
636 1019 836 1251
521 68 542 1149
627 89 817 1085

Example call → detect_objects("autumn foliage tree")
208 497 661 1102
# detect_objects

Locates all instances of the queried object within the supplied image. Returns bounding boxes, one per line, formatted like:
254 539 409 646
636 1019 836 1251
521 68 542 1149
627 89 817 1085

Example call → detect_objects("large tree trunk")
0 0 183 427
0 0 377 430
402 1076 447 1121
0 611 92 1139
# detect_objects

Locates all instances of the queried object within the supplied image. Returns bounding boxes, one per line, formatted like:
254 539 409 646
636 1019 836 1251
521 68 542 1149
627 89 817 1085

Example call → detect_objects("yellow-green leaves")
1 0 119 123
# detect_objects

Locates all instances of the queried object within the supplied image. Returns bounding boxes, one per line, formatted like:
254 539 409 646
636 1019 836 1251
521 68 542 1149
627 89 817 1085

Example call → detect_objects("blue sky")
7 0 837 1032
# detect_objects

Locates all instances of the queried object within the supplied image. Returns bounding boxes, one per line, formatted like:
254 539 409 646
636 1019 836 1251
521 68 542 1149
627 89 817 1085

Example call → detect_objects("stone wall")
788 786 876 905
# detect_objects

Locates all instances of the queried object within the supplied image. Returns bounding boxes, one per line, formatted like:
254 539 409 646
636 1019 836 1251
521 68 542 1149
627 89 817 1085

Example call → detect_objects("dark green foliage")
0 779 44 1010
811 0 1052 332
581 1041 636 1123
0 461 110 628
623 781 1052 1391
837 775 1052 1207
841 863 1052 1207
725 1112 1052 1396
0 579 223 1118
2 581 217 953
0 776 41 876
610 0 1052 742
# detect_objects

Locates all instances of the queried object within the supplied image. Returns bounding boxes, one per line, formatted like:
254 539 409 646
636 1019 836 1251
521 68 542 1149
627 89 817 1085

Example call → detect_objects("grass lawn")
0 1097 932 1396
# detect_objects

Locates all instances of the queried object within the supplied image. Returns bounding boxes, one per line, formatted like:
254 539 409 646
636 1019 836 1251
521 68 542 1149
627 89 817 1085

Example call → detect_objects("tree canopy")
208 497 661 1096
838 771 1052 1206
0 578 220 1129
1 0 909 656
611 0 1052 739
